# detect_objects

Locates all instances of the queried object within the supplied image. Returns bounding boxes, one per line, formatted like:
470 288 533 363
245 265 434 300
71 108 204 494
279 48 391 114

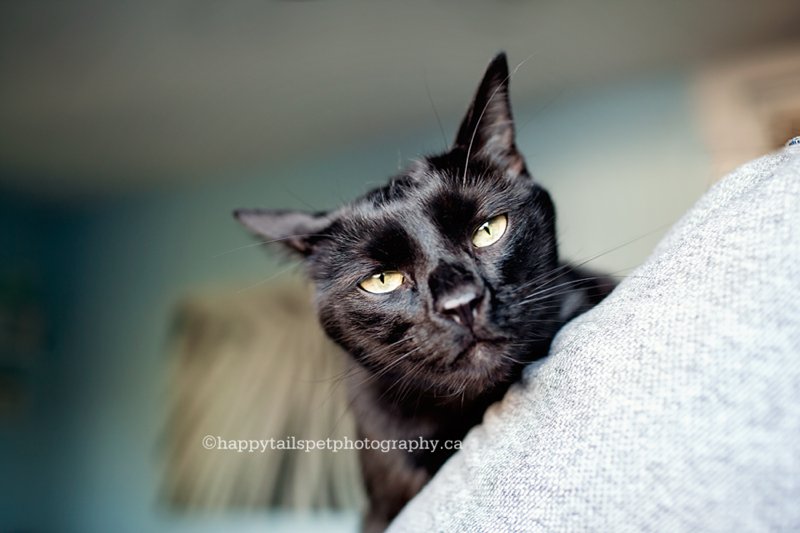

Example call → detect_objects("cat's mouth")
452 335 508 364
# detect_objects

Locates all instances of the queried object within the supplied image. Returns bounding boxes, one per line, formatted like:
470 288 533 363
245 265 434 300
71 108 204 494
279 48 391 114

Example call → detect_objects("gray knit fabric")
388 146 800 532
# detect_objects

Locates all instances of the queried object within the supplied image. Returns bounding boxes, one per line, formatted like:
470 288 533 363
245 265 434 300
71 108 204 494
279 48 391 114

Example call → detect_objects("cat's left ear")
233 208 332 257
453 52 527 178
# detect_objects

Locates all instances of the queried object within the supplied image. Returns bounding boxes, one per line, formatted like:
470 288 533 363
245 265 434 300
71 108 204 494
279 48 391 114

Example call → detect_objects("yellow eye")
359 271 405 294
472 214 508 248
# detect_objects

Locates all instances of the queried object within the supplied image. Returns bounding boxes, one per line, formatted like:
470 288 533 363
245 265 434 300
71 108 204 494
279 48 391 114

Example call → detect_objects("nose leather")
441 290 479 311
439 289 482 329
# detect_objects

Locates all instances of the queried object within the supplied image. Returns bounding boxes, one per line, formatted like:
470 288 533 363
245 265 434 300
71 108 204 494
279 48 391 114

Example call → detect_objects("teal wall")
1 72 710 533
0 196 59 530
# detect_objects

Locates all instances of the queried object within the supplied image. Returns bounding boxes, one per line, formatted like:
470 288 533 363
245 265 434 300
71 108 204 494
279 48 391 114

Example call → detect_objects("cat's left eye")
359 271 405 294
472 214 508 248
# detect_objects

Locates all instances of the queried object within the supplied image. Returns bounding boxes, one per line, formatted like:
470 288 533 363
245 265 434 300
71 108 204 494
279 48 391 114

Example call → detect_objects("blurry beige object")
694 43 800 179
162 275 365 511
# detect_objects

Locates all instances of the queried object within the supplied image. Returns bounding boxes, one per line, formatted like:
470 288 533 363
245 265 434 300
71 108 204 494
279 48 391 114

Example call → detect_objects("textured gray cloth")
389 146 800 532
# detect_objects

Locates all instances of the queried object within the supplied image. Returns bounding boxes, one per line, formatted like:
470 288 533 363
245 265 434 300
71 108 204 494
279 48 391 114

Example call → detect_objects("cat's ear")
233 208 332 257
453 52 527 178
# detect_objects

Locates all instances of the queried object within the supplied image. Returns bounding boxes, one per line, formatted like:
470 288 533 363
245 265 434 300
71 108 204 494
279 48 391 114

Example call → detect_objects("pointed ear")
233 208 332 257
453 52 527 177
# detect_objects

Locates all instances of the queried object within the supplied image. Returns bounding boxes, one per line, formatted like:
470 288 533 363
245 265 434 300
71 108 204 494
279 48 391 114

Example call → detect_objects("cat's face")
236 54 561 400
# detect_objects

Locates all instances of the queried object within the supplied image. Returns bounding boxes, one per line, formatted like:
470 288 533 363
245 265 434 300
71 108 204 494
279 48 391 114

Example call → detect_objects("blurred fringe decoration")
161 275 365 511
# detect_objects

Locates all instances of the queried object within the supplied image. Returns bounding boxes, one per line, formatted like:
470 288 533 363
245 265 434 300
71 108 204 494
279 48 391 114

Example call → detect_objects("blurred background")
1 1 799 532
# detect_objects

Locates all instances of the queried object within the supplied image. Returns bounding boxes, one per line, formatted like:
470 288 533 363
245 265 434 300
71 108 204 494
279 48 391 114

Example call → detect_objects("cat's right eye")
472 214 508 248
359 271 405 294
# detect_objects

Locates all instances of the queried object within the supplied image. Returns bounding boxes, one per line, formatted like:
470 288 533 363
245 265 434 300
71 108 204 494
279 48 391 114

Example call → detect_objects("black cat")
235 53 613 532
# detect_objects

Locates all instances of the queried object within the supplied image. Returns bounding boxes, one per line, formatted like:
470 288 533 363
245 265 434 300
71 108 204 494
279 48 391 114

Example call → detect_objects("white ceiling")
1 0 798 198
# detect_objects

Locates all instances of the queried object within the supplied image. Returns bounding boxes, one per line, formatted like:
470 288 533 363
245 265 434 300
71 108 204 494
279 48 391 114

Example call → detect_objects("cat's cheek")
317 311 347 349
473 246 508 283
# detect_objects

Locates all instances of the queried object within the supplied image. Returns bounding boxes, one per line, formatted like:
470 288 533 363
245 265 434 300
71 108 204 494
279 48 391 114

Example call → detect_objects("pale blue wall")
1 71 710 533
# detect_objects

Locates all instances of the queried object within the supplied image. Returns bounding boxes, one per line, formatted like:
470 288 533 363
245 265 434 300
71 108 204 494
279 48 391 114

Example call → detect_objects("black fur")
235 52 614 532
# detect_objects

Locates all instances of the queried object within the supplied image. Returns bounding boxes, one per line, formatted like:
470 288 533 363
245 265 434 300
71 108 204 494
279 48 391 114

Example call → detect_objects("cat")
235 52 614 532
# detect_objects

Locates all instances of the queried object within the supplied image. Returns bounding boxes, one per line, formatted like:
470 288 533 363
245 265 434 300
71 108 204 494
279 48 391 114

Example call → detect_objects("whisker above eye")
423 70 449 150
234 263 300 294
212 233 333 258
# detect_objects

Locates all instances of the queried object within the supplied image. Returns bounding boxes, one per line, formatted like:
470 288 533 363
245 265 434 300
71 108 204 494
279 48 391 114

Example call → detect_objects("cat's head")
235 53 560 401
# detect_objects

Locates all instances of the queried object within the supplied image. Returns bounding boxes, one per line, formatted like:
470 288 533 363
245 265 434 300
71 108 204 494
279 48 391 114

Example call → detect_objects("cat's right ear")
452 52 527 178
233 208 332 258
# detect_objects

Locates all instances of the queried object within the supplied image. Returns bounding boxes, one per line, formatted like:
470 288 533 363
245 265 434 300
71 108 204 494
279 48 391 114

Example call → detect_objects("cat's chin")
435 340 519 399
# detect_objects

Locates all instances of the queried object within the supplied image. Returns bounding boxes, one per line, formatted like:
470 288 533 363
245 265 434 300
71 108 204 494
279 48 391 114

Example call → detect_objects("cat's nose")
438 288 483 329
428 261 485 329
